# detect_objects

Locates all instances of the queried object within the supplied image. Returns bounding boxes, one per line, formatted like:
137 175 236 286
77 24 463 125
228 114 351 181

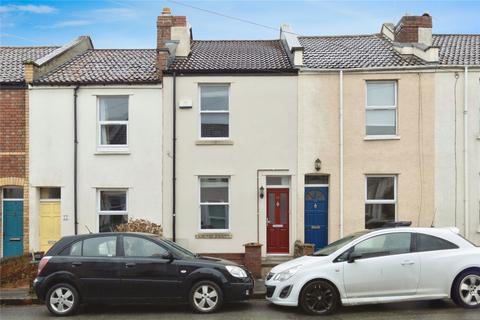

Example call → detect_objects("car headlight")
225 265 248 278
272 265 301 282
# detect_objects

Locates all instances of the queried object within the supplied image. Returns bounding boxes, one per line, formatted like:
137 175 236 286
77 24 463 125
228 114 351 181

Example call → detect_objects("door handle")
401 260 415 266
71 261 82 267
125 262 136 268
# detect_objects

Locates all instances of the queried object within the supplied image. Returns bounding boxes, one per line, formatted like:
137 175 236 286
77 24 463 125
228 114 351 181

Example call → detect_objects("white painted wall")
162 75 298 256
29 85 163 251
434 69 480 245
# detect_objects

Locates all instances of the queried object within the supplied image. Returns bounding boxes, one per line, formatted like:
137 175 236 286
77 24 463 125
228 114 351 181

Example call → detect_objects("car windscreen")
312 231 371 256
160 238 197 258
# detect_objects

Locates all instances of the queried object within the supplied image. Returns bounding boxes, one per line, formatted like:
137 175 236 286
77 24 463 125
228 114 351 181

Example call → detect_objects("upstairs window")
199 85 229 138
366 81 397 136
98 96 128 147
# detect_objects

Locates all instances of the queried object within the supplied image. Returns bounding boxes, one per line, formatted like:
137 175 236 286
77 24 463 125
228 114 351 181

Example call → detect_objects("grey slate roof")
299 34 480 69
299 34 427 69
167 40 295 73
0 46 59 83
433 34 480 66
36 49 159 84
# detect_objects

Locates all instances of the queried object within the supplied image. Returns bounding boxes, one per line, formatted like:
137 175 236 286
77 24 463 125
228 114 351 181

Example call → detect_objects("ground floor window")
365 175 396 229
199 177 229 231
98 189 128 232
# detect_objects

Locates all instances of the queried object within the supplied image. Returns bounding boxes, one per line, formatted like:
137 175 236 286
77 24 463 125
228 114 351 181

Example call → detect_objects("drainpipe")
172 72 177 242
463 66 469 238
73 86 79 235
339 70 344 238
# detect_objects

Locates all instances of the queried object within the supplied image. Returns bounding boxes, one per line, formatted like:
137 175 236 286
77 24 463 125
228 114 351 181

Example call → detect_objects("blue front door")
304 186 328 251
3 200 24 257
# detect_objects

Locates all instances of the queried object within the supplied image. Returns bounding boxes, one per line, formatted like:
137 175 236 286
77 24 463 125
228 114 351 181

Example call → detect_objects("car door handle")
125 263 136 268
71 262 82 267
401 260 415 266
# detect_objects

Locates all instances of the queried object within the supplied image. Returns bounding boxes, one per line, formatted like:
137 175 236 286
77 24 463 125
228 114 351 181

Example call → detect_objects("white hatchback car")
265 227 480 315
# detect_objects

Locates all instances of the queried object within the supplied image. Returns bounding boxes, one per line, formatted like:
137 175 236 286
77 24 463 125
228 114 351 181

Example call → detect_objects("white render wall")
29 85 163 251
434 69 480 245
162 75 298 256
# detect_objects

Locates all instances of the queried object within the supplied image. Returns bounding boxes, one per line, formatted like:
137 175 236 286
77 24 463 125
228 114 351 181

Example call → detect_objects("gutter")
339 70 344 238
300 65 480 73
463 66 469 238
73 86 79 235
172 72 177 242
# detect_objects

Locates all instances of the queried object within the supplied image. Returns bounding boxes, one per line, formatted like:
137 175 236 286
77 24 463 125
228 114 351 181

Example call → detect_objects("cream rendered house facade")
434 65 480 244
28 44 163 252
158 11 299 257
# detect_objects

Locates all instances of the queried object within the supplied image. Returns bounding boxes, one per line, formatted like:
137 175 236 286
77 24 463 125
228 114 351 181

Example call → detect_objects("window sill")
195 139 234 146
195 232 232 239
95 149 130 155
364 135 401 141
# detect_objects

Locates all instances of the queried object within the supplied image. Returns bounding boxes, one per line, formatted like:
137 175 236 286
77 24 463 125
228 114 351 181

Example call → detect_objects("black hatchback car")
34 232 254 316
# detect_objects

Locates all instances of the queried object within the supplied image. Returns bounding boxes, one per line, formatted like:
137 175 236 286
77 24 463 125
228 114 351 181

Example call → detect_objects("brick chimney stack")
156 7 190 74
394 13 433 46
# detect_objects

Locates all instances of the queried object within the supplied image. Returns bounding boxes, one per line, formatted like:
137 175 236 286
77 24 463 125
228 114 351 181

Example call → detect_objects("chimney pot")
162 7 171 15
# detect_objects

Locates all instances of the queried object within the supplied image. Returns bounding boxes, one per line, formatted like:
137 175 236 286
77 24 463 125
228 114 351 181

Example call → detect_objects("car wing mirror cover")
162 252 175 260
347 252 362 263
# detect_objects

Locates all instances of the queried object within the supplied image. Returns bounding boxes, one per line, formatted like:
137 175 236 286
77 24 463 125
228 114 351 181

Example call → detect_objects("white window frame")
97 96 129 150
198 176 230 233
365 81 398 137
97 189 128 232
198 84 230 140
365 175 397 220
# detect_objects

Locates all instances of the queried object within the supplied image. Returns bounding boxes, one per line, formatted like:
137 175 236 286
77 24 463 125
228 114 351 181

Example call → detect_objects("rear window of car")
58 236 117 257
59 241 82 256
415 233 458 252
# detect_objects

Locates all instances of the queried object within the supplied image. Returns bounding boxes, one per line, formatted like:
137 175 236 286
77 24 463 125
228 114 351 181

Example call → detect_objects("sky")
1 0 479 48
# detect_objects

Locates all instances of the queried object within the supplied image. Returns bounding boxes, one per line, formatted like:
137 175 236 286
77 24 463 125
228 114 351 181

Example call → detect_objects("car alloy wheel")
300 280 340 315
189 281 223 313
459 274 480 306
46 283 79 316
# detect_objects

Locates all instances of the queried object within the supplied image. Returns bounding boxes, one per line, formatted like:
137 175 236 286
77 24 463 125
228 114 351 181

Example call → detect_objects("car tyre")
46 283 80 316
452 270 480 309
189 280 224 313
299 280 340 315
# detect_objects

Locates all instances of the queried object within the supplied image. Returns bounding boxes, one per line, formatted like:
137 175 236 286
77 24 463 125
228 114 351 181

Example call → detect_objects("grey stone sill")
195 140 234 146
195 232 233 239
364 135 401 141
95 149 130 155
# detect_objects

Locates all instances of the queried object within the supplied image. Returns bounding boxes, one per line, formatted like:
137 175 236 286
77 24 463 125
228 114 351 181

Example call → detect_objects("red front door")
266 188 289 254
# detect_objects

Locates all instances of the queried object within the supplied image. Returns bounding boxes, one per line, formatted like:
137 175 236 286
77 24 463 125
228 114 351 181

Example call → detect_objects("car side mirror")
162 252 174 261
348 252 362 263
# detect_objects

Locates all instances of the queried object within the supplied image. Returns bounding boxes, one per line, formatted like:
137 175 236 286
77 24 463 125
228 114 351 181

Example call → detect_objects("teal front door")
3 200 24 257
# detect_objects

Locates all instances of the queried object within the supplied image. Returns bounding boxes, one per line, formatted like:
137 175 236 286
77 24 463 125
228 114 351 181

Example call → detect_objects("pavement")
0 288 38 305
1 299 479 319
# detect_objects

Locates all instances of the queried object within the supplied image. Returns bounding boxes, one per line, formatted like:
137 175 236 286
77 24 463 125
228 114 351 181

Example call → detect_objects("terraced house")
0 45 59 257
0 10 478 259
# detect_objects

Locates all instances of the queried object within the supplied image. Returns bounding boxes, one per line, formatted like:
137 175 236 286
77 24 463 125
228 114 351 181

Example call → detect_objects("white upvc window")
199 177 230 231
98 96 129 149
97 189 128 232
365 175 397 229
365 81 397 136
199 84 230 139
